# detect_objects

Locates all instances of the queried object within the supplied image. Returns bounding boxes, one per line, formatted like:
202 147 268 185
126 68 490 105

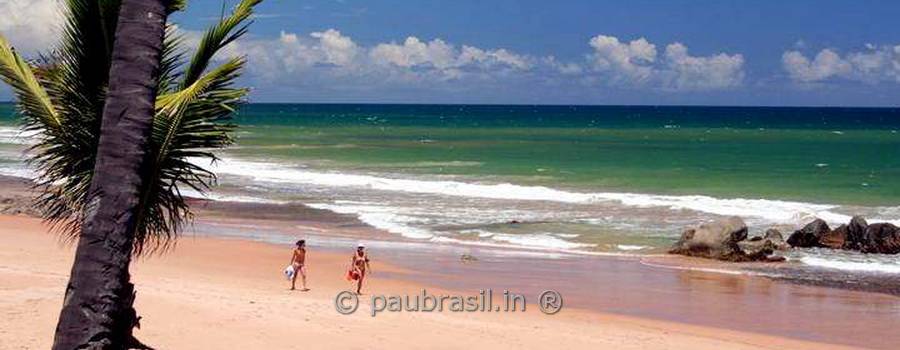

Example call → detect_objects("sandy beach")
0 212 887 350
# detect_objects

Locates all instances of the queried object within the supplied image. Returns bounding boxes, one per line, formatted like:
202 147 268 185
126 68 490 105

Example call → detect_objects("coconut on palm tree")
0 0 262 348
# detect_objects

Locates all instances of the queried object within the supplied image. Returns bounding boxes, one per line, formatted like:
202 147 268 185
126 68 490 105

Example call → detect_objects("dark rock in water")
819 224 848 249
787 219 830 248
748 236 763 242
670 217 777 262
845 216 869 250
783 216 898 255
861 223 900 254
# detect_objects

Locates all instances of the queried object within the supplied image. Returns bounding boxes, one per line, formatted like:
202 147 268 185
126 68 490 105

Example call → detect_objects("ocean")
1 103 899 273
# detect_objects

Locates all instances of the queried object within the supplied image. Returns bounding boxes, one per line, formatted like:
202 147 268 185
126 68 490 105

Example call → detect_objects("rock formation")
669 217 782 262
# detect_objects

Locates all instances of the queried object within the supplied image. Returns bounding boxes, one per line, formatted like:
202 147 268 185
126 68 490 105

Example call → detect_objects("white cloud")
586 34 744 90
230 31 744 92
369 36 531 75
370 37 457 69
782 45 900 83
663 43 744 90
220 29 363 80
458 46 530 70
588 35 656 82
310 29 359 66
0 0 63 54
782 49 851 82
226 29 534 85
544 56 583 75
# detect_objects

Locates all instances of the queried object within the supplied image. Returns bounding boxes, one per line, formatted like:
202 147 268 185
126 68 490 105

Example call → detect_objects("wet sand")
186 202 900 349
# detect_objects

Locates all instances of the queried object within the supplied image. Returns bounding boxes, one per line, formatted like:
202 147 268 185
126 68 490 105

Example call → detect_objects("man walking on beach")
290 240 309 291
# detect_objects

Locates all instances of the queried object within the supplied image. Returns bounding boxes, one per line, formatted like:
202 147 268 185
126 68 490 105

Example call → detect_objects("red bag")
346 269 360 281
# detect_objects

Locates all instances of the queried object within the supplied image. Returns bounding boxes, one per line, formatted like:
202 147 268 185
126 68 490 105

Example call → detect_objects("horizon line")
1 100 899 109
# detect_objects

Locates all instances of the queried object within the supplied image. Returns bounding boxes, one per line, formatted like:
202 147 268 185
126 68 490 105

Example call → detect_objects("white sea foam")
0 126 39 145
203 157 900 227
306 202 435 239
616 244 650 251
0 163 36 179
178 188 289 204
489 233 596 250
460 229 496 238
799 256 900 274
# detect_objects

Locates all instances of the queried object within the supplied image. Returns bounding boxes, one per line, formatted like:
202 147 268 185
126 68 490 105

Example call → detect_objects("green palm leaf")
0 0 262 254
0 36 60 129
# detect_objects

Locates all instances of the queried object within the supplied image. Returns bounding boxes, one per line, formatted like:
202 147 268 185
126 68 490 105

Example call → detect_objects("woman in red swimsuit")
349 244 371 295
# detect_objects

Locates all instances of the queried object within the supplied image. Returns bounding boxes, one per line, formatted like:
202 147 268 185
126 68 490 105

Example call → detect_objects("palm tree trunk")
52 1 168 349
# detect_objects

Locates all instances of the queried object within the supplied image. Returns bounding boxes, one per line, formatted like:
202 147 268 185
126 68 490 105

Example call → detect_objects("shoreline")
0 214 871 350
183 207 900 349
2 175 900 348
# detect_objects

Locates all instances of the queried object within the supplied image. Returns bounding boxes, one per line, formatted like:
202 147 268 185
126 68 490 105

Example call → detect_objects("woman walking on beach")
290 240 308 291
349 244 371 294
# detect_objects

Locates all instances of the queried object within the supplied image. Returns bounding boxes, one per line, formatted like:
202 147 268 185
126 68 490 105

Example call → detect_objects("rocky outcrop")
786 219 830 248
861 223 900 254
818 216 870 250
846 216 869 250
784 216 900 255
671 216 899 261
819 224 848 249
669 217 781 262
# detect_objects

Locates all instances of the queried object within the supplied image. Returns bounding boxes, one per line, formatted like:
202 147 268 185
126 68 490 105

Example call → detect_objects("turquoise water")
225 104 900 206
1 103 899 271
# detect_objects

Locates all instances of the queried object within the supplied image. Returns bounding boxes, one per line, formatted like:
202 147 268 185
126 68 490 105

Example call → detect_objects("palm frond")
0 35 60 130
0 0 261 255
181 0 261 87
158 24 186 94
23 0 123 240
165 0 187 14
134 57 247 254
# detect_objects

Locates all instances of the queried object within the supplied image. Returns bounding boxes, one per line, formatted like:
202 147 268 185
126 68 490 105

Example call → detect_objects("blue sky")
2 0 900 106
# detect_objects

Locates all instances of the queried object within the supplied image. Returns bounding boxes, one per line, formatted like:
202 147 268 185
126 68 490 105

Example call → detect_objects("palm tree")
0 0 262 348
52 0 171 347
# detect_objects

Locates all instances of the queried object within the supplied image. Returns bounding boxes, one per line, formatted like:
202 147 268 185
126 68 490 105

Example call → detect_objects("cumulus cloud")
310 29 359 66
0 0 63 54
544 56 583 75
367 36 531 77
585 34 744 90
227 30 743 93
226 29 534 85
220 29 363 80
588 35 656 82
0 5 750 99
663 43 744 90
782 45 900 83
